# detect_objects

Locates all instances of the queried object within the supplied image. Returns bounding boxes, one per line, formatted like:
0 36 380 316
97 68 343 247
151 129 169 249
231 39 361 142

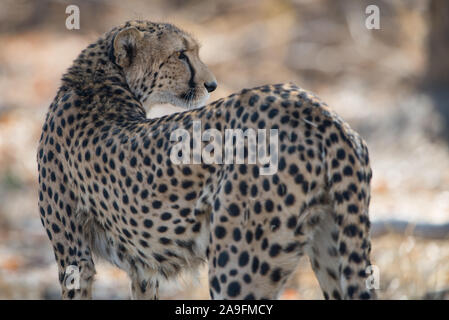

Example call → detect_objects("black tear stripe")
183 54 196 89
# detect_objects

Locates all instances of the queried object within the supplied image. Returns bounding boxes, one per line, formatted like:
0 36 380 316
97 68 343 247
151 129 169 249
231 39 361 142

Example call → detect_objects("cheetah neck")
57 35 148 119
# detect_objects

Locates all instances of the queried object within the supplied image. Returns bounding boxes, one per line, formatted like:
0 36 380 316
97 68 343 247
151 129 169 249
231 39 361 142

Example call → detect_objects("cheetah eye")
177 50 187 60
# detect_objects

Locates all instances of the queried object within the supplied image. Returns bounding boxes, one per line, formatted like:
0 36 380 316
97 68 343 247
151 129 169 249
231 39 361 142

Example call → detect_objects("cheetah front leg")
39 193 96 299
129 273 160 299
60 258 96 299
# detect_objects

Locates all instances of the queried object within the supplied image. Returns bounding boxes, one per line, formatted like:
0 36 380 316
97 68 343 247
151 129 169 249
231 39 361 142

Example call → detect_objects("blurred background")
0 0 448 299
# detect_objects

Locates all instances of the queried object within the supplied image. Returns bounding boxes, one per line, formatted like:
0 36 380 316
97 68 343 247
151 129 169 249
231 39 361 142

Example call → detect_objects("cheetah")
37 20 375 300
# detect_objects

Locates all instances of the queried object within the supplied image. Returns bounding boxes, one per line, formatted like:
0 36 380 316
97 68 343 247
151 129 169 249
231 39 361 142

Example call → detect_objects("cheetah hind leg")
304 208 345 300
306 205 376 299
207 202 303 300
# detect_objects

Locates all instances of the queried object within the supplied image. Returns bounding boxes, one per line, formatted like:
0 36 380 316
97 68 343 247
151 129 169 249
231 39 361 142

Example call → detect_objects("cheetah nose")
204 81 217 93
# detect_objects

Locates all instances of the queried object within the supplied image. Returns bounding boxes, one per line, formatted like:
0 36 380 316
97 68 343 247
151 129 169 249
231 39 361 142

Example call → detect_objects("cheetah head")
111 21 217 110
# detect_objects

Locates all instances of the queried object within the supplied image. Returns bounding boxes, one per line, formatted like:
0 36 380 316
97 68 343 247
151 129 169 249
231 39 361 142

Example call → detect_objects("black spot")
262 179 270 191
251 257 260 273
224 181 232 194
185 191 197 200
248 95 259 106
139 240 149 248
250 112 259 123
180 208 191 217
278 157 286 171
253 201 261 214
260 262 270 275
265 200 274 212
182 180 194 189
161 212 172 221
211 276 221 293
182 167 192 176
343 224 358 237
349 251 362 264
157 184 171 194
251 185 258 197
269 218 280 232
359 292 371 300
215 226 226 239
333 290 342 299
192 222 201 233
227 282 241 297
288 164 299 175
269 244 282 257
152 201 162 209
270 268 282 282
228 203 240 217
343 266 353 278
218 251 229 267
348 204 359 214
238 251 249 267
337 149 346 160
174 226 186 235
51 223 60 233
56 243 65 254
122 228 132 238
268 109 279 118
254 225 264 240
287 216 297 229
285 194 295 206
239 181 248 195
153 253 166 263
332 173 342 183
67 289 75 299
245 230 253 244
252 166 259 178
347 285 358 298
343 166 353 176
140 190 149 199
339 241 347 255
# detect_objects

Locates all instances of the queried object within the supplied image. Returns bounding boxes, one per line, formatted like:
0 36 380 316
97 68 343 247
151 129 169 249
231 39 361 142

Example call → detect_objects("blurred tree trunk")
425 0 449 89
425 0 449 140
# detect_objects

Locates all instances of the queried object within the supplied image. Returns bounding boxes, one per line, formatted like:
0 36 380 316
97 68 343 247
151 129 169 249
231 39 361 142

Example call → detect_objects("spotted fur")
37 20 375 300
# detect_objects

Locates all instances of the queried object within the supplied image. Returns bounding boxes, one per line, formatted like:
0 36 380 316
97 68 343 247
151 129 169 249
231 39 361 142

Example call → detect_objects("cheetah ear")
113 27 144 68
